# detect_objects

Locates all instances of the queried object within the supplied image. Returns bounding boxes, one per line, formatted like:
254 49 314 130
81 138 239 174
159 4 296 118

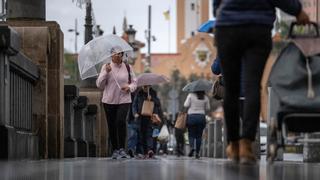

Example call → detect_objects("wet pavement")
1 156 320 180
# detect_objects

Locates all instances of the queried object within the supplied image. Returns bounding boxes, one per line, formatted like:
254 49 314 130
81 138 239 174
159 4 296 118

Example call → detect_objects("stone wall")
3 21 64 158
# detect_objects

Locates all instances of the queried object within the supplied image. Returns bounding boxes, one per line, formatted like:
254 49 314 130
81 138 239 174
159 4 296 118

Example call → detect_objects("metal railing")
7 53 39 132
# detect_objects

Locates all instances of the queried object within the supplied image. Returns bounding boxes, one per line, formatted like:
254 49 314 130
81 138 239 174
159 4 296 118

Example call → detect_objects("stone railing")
74 96 88 157
85 104 97 157
201 120 226 158
64 86 98 158
64 85 79 158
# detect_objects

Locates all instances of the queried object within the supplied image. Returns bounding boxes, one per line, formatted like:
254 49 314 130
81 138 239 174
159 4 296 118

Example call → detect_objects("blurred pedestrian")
184 91 210 159
132 85 163 158
175 127 185 157
214 0 310 164
96 47 137 159
127 91 141 158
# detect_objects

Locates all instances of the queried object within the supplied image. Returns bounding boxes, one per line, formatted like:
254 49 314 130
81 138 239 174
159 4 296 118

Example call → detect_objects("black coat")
132 88 163 121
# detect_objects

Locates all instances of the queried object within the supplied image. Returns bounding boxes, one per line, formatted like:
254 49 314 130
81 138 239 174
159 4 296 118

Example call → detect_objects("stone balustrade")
64 85 79 158
85 104 97 157
74 96 88 157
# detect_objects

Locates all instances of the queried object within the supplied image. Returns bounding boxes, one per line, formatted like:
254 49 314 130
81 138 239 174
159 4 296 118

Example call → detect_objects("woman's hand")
105 64 112 73
121 85 130 93
296 10 310 25
151 114 161 125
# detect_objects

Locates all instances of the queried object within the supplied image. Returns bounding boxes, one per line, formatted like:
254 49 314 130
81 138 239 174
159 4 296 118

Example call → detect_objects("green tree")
64 51 79 85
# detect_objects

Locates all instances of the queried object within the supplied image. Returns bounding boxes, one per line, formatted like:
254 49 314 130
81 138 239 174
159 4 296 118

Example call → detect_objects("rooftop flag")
163 10 170 20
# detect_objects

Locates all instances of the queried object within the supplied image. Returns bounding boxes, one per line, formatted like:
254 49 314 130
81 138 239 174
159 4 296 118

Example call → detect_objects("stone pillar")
79 90 107 157
7 0 45 20
214 120 223 158
207 122 215 157
74 96 88 157
85 105 97 157
303 133 320 162
64 85 79 158
3 2 64 158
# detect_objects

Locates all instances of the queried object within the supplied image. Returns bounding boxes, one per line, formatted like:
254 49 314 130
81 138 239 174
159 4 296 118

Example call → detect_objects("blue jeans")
127 122 141 154
187 114 206 154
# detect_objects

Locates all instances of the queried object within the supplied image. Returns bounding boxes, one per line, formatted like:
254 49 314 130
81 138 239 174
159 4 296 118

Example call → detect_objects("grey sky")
46 0 177 54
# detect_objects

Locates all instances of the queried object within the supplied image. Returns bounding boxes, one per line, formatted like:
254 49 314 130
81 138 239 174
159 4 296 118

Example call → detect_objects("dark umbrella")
182 79 212 92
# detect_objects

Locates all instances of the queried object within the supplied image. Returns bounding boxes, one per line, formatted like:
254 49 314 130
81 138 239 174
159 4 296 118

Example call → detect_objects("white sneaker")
111 150 119 159
119 148 129 158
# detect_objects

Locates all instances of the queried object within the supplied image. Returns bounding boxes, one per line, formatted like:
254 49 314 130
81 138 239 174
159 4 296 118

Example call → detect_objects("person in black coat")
132 86 163 158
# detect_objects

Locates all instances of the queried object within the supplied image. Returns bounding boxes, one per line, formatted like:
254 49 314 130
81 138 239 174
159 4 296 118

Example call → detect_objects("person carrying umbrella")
132 85 163 158
183 80 211 159
96 46 137 159
131 73 169 158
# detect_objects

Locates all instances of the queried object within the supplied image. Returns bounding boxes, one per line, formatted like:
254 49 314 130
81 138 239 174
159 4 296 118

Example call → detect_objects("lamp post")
94 25 104 37
80 0 96 88
68 19 80 53
127 25 136 44
84 0 93 44
144 5 156 72
146 5 152 72
68 19 80 82
126 25 139 65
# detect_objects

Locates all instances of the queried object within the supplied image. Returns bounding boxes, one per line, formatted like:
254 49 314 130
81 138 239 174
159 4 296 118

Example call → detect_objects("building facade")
133 0 216 79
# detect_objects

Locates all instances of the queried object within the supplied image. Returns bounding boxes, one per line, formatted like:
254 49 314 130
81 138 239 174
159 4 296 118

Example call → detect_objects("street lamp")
126 25 139 65
94 25 104 37
68 19 80 53
127 25 136 44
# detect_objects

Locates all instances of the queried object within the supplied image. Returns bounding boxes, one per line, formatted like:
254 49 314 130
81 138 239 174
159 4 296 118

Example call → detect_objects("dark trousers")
187 114 206 154
175 128 185 155
139 116 153 154
103 103 130 151
215 25 272 142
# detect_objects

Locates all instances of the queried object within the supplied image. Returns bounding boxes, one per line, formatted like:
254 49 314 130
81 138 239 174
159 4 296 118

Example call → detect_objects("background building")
133 0 216 79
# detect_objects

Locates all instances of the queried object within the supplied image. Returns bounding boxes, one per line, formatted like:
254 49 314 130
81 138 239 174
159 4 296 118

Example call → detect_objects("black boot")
188 149 195 157
195 153 200 159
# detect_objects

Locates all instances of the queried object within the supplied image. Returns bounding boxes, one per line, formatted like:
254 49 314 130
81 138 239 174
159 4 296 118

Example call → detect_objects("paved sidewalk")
1 156 319 180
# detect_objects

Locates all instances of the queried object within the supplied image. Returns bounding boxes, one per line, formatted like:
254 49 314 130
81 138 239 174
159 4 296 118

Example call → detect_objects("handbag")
174 112 187 130
212 75 224 100
141 95 154 116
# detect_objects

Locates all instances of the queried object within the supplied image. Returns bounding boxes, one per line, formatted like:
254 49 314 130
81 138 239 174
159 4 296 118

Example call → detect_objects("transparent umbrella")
136 73 170 86
182 79 213 92
78 34 133 80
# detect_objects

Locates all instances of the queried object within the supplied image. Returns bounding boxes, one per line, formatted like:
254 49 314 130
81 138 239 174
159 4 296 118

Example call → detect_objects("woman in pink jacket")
96 47 137 159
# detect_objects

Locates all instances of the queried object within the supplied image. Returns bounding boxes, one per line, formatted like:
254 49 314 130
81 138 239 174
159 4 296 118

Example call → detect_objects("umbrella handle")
110 71 122 90
147 88 152 101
